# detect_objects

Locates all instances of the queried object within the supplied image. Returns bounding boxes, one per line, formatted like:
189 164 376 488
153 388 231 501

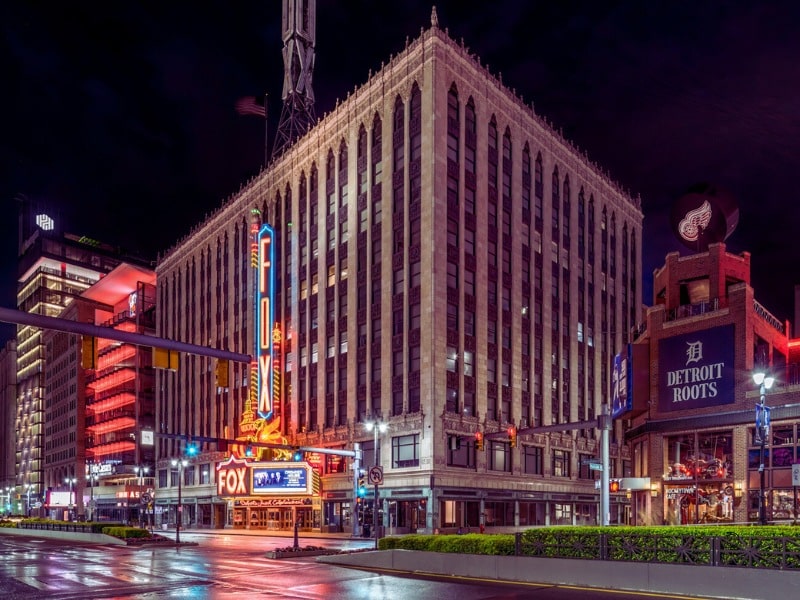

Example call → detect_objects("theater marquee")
256 223 275 419
658 324 735 412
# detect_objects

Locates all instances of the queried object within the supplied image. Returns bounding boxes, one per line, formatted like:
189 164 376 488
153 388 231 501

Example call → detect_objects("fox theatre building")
217 456 322 530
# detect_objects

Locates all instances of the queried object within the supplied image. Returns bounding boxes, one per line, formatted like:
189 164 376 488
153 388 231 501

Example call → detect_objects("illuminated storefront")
625 245 798 525
217 457 321 530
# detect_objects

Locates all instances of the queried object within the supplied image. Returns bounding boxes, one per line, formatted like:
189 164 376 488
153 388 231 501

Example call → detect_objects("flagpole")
264 92 269 167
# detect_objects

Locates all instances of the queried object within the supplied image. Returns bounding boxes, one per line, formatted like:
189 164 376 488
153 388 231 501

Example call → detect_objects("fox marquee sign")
658 324 735 412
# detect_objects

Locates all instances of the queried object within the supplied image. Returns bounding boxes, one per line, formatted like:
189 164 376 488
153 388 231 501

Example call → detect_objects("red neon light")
88 368 136 393
87 392 136 415
97 344 136 371
87 417 136 435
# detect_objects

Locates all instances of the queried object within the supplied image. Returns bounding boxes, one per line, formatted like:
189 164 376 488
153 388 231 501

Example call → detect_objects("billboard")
252 465 310 495
658 324 735 412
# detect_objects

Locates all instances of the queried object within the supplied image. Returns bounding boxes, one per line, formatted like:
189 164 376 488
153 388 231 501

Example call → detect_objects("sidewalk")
178 526 359 540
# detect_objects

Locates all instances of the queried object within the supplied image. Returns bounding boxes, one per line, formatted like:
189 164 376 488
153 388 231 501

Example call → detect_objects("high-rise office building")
15 197 144 511
155 16 643 532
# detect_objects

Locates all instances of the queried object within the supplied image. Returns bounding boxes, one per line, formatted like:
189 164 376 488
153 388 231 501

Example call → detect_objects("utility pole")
352 442 361 538
599 405 612 526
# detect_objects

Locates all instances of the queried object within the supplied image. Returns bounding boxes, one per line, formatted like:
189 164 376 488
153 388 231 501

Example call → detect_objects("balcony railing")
666 297 724 322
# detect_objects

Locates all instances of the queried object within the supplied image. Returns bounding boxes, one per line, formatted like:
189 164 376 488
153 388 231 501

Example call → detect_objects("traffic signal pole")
353 442 361 538
599 405 612 526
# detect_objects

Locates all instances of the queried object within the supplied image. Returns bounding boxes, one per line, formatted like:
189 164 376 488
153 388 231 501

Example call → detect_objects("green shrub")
379 526 800 571
102 526 150 539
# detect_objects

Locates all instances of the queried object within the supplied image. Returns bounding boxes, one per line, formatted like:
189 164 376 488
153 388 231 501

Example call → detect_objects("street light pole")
64 477 77 521
171 459 187 544
753 370 775 526
86 472 98 522
365 420 388 548
24 484 32 517
135 466 150 529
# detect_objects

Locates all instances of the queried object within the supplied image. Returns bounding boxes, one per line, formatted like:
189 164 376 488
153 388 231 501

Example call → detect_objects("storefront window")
551 502 572 525
772 489 800 521
664 431 736 525
748 425 797 522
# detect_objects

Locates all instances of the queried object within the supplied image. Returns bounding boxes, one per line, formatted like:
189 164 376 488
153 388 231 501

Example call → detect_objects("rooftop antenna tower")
272 0 316 159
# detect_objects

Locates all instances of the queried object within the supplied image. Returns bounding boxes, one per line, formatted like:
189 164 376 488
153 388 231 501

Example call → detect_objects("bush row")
378 525 800 570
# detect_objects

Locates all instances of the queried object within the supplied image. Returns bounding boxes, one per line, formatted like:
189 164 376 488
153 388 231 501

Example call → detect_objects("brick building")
624 244 799 525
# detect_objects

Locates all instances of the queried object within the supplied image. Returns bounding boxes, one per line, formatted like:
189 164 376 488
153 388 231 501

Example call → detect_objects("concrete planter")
266 548 339 559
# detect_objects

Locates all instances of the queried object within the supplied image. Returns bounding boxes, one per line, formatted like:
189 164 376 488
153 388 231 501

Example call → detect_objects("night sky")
2 1 799 345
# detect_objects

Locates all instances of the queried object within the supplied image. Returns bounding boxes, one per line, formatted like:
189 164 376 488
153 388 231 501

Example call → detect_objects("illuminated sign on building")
252 466 309 494
658 325 735 412
611 351 631 419
256 223 275 419
128 291 137 317
216 456 250 496
35 213 54 230
216 456 314 497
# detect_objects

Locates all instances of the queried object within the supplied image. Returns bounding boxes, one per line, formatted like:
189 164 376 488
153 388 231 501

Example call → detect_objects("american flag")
235 95 266 118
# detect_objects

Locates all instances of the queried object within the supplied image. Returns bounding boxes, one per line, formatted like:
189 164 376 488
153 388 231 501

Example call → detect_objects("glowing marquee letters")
217 467 248 496
256 224 275 419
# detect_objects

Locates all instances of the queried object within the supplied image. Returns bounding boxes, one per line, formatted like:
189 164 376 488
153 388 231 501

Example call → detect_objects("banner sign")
658 324 735 412
612 349 632 419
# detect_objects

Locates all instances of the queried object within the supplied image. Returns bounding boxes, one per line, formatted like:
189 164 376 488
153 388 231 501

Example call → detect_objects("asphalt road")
0 532 707 599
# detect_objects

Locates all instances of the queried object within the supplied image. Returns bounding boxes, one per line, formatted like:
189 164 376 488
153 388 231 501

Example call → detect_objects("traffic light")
245 445 253 457
215 359 229 387
475 431 484 451
185 442 199 457
81 336 98 370
508 426 517 448
357 469 367 497
609 479 621 493
292 448 303 461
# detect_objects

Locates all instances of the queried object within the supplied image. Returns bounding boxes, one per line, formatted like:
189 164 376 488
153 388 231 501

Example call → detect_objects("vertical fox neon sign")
257 224 275 419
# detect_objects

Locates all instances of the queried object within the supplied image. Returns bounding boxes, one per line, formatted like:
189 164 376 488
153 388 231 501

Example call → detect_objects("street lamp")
64 477 77 521
86 473 98 522
171 459 188 544
24 483 33 517
365 420 388 548
753 369 775 526
135 466 150 529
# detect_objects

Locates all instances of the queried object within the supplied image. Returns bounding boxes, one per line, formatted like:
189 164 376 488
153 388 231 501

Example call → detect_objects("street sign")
368 465 384 485
581 457 603 471
792 463 800 487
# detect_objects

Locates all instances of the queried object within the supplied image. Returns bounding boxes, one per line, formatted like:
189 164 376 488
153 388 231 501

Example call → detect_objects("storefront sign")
666 486 697 499
235 498 310 507
216 456 251 496
658 324 734 412
256 223 276 419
